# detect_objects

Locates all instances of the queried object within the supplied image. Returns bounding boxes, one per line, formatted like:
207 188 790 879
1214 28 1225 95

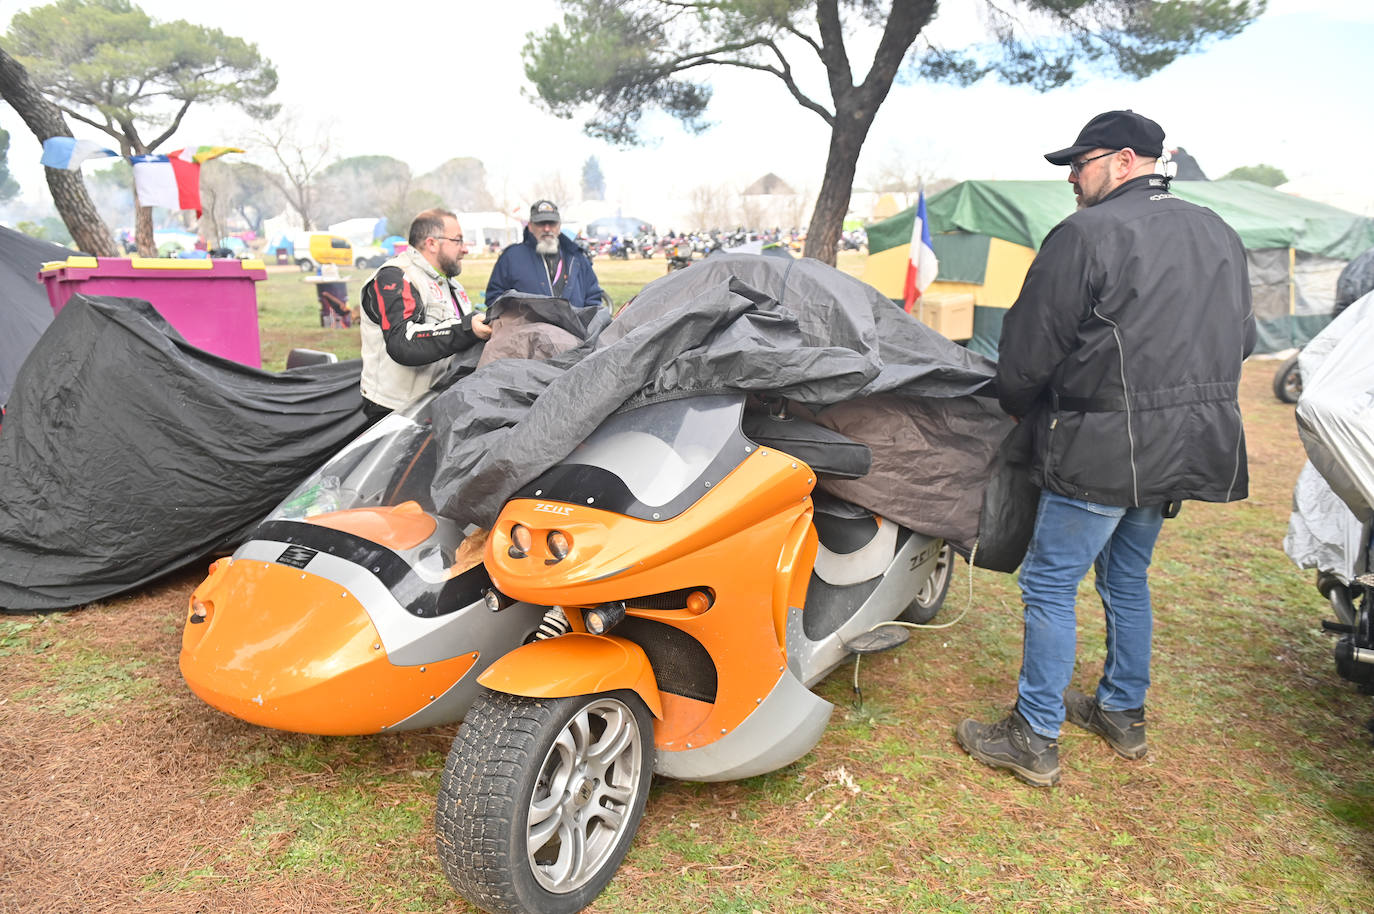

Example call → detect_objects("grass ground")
2 256 1371 913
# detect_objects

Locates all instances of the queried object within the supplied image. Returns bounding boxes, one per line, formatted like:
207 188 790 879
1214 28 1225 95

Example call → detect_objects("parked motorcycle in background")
665 238 693 271
1274 246 1374 404
1284 289 1374 698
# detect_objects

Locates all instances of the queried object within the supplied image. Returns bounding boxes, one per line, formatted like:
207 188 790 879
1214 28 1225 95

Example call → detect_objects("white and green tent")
864 179 1374 357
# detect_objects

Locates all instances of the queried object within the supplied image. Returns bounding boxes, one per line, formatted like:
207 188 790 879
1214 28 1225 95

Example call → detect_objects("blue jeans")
1015 490 1166 738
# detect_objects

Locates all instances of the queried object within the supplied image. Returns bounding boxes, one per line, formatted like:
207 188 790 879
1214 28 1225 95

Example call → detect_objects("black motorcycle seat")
741 412 872 480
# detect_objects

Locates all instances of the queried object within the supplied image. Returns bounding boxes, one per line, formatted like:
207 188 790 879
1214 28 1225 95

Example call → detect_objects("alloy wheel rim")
526 697 644 893
915 545 952 607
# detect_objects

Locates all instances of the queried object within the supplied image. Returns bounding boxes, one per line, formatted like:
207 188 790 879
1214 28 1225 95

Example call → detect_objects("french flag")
131 149 203 214
902 188 939 313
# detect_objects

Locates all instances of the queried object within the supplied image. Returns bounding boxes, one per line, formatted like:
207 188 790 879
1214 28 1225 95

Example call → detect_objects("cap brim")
530 216 560 224
1044 144 1094 166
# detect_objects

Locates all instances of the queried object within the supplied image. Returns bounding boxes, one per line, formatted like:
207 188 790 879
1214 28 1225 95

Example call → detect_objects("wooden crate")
912 292 974 341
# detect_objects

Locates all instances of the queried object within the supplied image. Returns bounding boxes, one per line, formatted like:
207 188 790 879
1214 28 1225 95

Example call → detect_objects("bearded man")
358 208 491 420
485 199 606 309
955 111 1255 787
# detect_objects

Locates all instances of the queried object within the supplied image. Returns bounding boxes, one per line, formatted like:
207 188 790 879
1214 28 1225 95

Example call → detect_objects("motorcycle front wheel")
436 689 655 914
1273 353 1302 404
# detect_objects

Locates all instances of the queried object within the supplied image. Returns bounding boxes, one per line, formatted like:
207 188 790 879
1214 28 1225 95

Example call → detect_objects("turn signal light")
685 590 712 614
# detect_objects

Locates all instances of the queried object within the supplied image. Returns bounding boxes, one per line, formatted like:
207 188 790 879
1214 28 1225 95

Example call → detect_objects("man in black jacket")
956 111 1256 787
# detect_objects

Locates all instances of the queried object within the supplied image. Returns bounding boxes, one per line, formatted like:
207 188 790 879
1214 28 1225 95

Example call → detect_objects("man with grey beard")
485 199 607 309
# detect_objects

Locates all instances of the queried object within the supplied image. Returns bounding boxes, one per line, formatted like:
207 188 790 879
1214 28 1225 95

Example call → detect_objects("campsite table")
38 256 268 367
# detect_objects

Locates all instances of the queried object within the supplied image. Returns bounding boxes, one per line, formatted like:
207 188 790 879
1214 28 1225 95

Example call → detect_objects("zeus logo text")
533 503 574 516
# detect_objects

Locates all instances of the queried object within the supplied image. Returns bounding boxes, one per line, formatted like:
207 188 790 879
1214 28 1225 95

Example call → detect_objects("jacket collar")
399 246 445 282
1101 173 1170 205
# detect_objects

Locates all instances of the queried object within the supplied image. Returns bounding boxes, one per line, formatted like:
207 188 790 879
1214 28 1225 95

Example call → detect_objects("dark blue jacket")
485 228 606 309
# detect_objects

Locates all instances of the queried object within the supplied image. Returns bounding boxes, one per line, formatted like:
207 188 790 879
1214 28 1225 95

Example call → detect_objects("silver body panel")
652 667 833 782
787 526 943 689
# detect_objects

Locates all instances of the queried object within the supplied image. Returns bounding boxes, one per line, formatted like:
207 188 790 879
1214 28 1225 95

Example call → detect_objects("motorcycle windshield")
519 393 752 521
268 395 442 520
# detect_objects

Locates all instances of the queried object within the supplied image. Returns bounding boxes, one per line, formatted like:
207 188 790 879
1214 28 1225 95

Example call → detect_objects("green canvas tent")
865 180 1374 356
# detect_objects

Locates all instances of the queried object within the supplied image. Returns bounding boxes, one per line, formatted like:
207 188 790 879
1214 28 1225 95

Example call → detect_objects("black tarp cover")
1 225 70 406
0 294 368 611
430 255 1012 549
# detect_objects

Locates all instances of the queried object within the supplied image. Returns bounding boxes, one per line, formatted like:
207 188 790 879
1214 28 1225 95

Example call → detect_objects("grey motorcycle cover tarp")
1285 290 1374 581
0 294 370 611
431 256 1016 554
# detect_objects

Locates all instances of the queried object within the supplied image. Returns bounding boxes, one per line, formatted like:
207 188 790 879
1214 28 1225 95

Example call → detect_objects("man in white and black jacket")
957 111 1256 787
359 208 491 420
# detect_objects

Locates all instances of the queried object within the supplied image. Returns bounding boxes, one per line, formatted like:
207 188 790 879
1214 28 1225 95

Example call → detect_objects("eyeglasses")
431 235 465 246
1069 150 1119 175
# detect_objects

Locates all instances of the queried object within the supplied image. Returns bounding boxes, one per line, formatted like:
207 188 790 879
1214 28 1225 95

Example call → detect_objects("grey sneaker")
1064 689 1147 760
956 708 1060 787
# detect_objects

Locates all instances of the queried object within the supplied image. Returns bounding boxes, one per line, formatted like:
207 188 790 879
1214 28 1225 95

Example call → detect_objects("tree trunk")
0 48 117 257
803 114 872 266
134 198 155 256
802 0 931 265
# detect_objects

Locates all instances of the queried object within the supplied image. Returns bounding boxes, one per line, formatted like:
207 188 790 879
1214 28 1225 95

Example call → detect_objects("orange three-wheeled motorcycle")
434 392 952 914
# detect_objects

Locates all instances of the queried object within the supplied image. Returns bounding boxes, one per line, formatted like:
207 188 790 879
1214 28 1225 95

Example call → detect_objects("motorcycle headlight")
584 601 626 635
547 530 571 561
509 524 533 558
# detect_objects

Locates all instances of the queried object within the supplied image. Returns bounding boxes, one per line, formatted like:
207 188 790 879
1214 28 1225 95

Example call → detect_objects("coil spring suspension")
534 607 572 640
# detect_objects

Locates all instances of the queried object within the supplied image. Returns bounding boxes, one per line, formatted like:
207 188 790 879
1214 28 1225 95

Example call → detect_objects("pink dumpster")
38 256 268 368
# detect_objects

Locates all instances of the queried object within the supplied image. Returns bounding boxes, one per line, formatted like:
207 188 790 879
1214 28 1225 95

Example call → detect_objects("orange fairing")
477 634 663 718
485 447 814 600
307 501 437 553
180 557 475 735
485 447 814 753
775 508 818 646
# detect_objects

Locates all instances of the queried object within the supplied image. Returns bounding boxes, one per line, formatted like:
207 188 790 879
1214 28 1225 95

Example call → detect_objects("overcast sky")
3 0 1372 224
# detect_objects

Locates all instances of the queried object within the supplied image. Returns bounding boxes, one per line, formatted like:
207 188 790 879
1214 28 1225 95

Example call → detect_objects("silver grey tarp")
1285 290 1374 582
429 256 1015 553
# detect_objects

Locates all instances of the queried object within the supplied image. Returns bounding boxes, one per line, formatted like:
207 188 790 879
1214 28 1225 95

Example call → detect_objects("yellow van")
293 232 352 272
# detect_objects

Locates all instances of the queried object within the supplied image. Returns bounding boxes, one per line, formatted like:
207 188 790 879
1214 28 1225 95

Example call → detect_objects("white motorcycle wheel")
436 689 654 914
899 543 954 624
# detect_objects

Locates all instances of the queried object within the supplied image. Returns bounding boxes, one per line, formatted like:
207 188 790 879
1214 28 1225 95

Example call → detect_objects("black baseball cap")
529 200 561 223
1044 110 1165 165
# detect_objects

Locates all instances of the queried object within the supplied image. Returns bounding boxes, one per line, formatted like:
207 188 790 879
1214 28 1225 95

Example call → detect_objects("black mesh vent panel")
616 615 718 703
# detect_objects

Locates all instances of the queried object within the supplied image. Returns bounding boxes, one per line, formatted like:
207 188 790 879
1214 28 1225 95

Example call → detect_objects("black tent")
0 225 70 406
